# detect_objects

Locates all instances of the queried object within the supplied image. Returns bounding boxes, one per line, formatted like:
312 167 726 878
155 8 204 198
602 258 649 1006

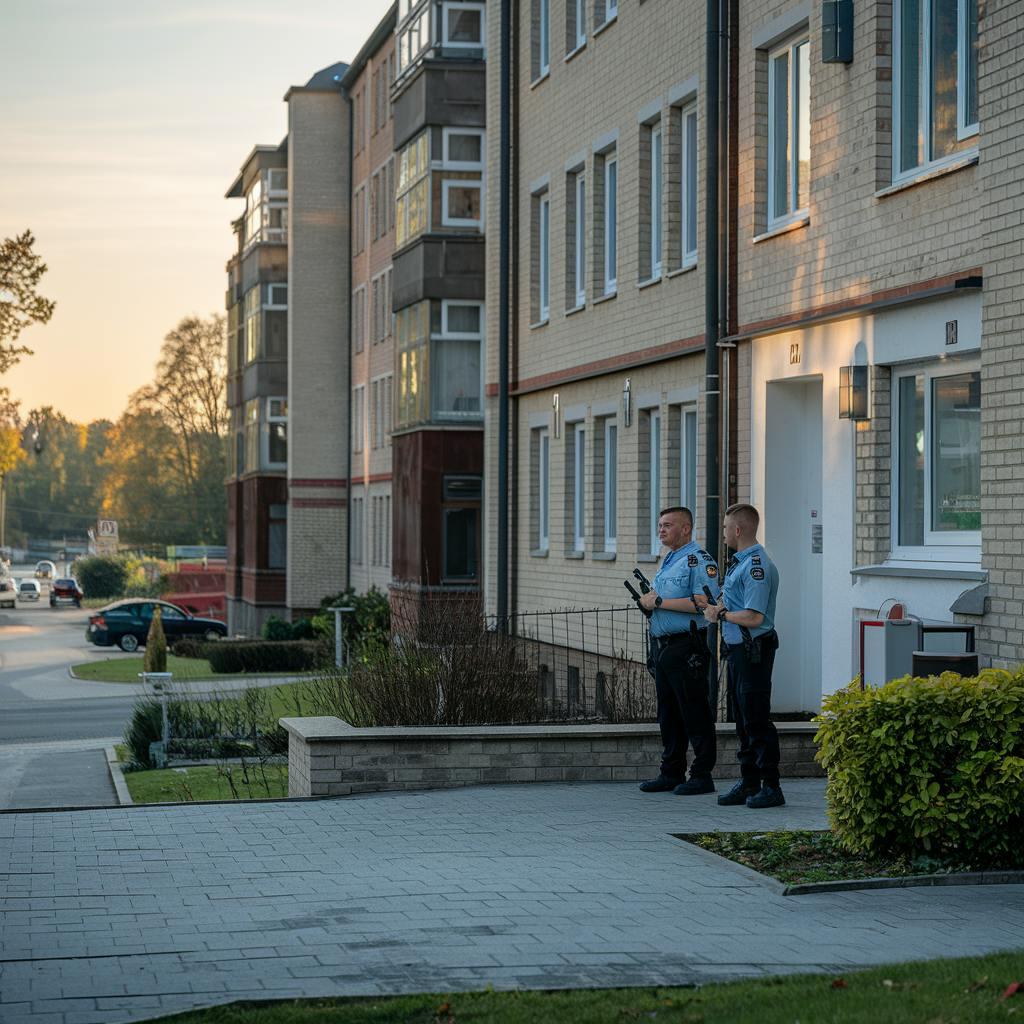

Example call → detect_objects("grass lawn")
72 655 315 684
138 952 1024 1023
678 830 965 885
125 763 288 803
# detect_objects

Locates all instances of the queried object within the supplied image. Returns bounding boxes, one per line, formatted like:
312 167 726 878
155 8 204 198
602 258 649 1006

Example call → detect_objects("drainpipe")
509 0 520 623
344 84 354 593
496 0 511 626
704 0 722 563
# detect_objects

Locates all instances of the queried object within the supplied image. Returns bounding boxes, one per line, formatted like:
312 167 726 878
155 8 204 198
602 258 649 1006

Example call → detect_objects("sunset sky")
1 0 389 424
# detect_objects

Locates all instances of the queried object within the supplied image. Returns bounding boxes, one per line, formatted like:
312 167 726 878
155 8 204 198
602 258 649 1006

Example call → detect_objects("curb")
105 745 133 806
783 870 1024 896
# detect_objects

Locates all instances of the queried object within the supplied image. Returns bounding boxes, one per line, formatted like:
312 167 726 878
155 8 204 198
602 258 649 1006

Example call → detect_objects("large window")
397 0 430 75
647 410 661 555
767 35 810 226
603 154 617 294
433 301 482 420
442 2 485 49
571 422 586 552
396 301 430 428
243 171 288 250
568 171 586 308
396 131 429 248
352 385 366 453
537 428 550 551
243 286 260 363
267 503 287 570
895 365 980 548
532 190 551 322
533 0 550 79
567 0 585 53
351 495 365 565
266 397 287 467
442 475 481 580
680 103 698 266
641 121 663 280
603 420 617 553
894 0 979 180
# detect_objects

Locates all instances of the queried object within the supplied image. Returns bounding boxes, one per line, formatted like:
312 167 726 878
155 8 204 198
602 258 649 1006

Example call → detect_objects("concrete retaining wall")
282 716 824 798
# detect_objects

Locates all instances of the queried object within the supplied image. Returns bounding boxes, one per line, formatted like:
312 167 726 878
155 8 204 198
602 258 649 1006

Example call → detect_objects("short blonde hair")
725 503 760 536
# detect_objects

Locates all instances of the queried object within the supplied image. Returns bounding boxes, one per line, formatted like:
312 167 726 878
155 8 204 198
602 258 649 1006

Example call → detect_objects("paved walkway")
1 780 1021 1024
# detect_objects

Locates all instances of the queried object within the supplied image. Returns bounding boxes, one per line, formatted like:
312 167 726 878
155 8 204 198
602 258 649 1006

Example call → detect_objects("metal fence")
486 605 657 722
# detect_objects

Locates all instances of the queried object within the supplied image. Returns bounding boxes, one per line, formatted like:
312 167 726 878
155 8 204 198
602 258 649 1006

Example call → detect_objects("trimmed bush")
261 615 294 641
204 640 320 674
73 556 129 600
170 638 209 660
144 608 168 673
816 669 1024 868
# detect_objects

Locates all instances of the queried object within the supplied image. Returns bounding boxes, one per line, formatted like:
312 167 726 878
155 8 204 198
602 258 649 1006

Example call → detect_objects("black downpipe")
497 0 511 626
704 0 721 563
344 85 354 592
509 0 520 624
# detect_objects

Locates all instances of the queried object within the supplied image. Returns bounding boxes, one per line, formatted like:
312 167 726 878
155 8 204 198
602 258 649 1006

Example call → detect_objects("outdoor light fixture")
622 377 632 427
839 365 869 420
552 392 561 438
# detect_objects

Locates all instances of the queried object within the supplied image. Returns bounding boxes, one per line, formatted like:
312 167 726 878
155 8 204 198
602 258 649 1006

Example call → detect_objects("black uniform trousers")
725 633 781 787
654 631 717 780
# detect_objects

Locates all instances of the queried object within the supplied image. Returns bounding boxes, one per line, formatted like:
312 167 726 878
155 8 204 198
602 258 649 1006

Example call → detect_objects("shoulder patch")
751 556 761 565
687 554 698 567
706 565 718 579
750 567 765 580
701 551 714 562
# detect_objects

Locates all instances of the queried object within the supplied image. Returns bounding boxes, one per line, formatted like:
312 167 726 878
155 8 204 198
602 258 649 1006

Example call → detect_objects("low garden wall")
282 716 824 798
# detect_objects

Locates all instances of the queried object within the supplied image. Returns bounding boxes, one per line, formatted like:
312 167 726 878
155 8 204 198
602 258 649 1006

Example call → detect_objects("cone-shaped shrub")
144 608 168 673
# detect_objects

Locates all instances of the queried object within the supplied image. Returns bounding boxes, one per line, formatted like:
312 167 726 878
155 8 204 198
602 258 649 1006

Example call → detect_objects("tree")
0 231 56 374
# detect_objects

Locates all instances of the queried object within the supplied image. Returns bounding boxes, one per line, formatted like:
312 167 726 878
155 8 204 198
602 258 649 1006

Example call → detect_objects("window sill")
566 550 585 559
851 564 986 582
530 317 550 330
564 40 587 63
565 302 586 317
875 150 979 199
637 273 663 291
530 548 550 558
530 70 550 90
666 260 697 279
594 289 617 305
752 214 810 244
593 551 617 561
593 13 617 36
637 554 660 564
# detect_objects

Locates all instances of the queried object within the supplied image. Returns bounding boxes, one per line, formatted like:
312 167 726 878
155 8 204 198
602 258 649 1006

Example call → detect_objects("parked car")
0 578 15 609
18 579 42 602
50 577 83 608
34 560 56 581
86 599 228 652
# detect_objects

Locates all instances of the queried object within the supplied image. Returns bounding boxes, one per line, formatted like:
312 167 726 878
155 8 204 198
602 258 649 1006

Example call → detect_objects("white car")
17 579 42 602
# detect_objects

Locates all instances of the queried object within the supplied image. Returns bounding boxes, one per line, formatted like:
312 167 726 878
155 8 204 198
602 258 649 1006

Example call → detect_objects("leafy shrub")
74 556 129 600
170 638 209 660
314 587 390 654
261 616 294 641
204 640 321 674
290 617 315 640
144 608 168 673
816 669 1024 868
123 699 164 769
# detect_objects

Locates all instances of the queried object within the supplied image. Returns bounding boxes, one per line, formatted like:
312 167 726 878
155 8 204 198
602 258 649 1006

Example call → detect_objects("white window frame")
680 405 697 510
767 34 810 227
603 155 617 295
440 299 484 338
574 173 586 308
893 0 979 182
266 168 287 196
650 124 663 278
265 397 288 469
442 127 485 170
649 410 661 555
539 428 550 551
441 179 483 228
539 193 551 321
266 283 288 310
890 358 981 559
442 1 486 49
603 420 617 553
572 0 585 50
573 422 586 552
353 384 366 454
607 0 618 20
539 0 550 75
681 103 698 267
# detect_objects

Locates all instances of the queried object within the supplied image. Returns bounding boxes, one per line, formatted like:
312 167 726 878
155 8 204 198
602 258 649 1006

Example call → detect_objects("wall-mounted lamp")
622 377 632 427
552 392 561 438
838 365 869 420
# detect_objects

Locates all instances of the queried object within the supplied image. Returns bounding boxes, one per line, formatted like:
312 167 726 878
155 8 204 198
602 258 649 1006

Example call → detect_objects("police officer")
638 506 721 796
703 503 783 809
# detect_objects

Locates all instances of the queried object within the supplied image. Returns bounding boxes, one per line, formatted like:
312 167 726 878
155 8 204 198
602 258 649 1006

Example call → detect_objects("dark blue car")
86 599 227 652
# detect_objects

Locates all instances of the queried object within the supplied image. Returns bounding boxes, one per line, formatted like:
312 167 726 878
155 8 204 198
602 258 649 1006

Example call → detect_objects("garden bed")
123 762 288 804
72 655 317 683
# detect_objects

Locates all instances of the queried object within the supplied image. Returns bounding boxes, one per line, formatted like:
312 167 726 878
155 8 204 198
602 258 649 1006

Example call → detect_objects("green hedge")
204 639 321 674
816 669 1024 868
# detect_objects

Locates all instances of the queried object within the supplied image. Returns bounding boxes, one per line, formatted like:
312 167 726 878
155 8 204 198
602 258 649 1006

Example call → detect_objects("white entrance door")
764 378 823 712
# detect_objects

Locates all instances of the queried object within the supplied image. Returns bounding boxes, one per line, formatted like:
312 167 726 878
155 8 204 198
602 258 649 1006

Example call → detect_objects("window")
680 103 698 265
894 0 979 180
353 184 367 253
767 36 810 226
267 283 288 309
353 385 366 453
268 503 287 570
243 286 260 363
267 168 287 195
442 2 485 49
442 180 483 227
371 268 392 343
595 0 617 27
534 0 550 79
371 374 394 448
244 399 259 472
267 397 287 467
533 427 550 551
396 301 430 428
567 0 585 53
533 191 551 321
571 422 586 551
603 420 617 553
243 170 288 249
352 286 366 354
567 171 586 308
641 121 663 280
647 410 661 555
433 301 483 420
680 405 697 509
442 475 481 580
351 495 364 565
442 128 484 170
602 155 617 294
396 132 429 248
895 365 980 548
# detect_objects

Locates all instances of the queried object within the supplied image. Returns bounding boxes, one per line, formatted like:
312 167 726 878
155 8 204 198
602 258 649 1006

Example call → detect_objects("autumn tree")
0 231 56 374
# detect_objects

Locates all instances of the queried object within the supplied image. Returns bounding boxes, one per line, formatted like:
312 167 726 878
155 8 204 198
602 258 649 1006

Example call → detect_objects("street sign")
97 519 118 538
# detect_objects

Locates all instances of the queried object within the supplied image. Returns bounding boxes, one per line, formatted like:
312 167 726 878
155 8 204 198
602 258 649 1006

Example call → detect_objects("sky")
1 0 389 424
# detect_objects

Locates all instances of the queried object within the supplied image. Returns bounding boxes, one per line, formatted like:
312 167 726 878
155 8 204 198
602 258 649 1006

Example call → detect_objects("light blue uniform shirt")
721 543 778 645
649 540 722 638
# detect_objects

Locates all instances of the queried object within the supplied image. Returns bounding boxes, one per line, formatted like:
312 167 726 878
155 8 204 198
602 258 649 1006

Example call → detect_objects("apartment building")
486 0 1006 709
224 63 351 633
484 1 712 622
389 0 488 626
343 8 398 597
